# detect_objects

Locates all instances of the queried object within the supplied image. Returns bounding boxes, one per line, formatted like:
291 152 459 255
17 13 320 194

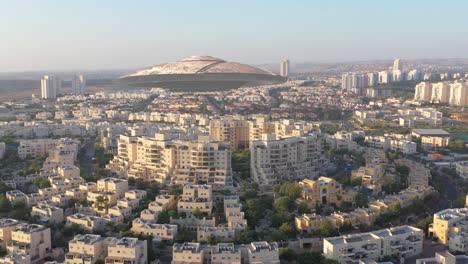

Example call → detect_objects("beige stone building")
66 213 106 232
250 133 327 186
209 118 249 150
177 184 213 216
131 218 178 241
7 223 52 264
324 225 423 263
105 237 147 264
247 241 280 264
429 208 468 247
299 177 343 207
109 134 232 187
66 234 112 264
31 203 64 224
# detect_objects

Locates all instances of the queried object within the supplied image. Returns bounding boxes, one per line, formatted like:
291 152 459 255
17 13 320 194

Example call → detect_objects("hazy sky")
1 0 468 71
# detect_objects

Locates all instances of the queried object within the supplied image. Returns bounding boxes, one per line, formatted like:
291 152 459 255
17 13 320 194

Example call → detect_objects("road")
435 167 458 210
81 137 96 175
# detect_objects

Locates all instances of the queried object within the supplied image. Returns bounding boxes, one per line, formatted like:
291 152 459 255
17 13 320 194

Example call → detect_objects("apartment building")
412 129 451 149
211 243 242 264
209 118 250 150
172 242 205 264
416 251 468 264
172 242 278 264
414 80 468 106
197 226 238 242
66 234 112 264
66 213 106 232
247 241 280 264
96 178 129 197
7 223 52 264
429 208 468 250
17 139 56 159
105 237 147 264
351 164 384 193
324 225 423 263
177 184 213 216
109 134 232 187
0 218 21 248
449 82 468 106
131 218 178 241
250 133 327 186
431 82 451 103
31 203 64 224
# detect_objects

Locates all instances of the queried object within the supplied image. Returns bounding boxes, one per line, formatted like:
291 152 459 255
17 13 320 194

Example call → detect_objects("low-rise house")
31 203 64 224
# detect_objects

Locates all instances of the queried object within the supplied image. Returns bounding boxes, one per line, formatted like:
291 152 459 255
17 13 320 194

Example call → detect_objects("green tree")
0 194 11 213
298 202 311 214
33 177 51 188
279 222 297 239
279 248 297 262
319 219 337 237
273 197 293 212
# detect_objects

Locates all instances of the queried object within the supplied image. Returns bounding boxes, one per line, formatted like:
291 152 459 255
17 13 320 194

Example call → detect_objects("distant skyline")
1 0 468 72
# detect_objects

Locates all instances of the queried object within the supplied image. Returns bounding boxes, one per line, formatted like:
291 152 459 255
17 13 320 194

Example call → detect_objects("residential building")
7 223 52 264
209 118 249 150
31 203 64 224
323 225 423 263
250 133 327 186
414 82 432 101
449 82 468 106
280 59 290 77
71 75 86 95
172 242 205 264
41 75 60 100
66 213 106 232
411 129 450 149
131 218 178 240
429 208 468 247
105 237 147 264
247 241 280 264
416 251 468 264
66 234 111 264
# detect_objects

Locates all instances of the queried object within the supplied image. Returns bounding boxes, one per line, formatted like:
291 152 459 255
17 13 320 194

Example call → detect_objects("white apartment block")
449 82 468 106
414 80 468 106
431 82 451 103
105 237 147 264
414 82 433 101
324 225 423 264
250 133 327 186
